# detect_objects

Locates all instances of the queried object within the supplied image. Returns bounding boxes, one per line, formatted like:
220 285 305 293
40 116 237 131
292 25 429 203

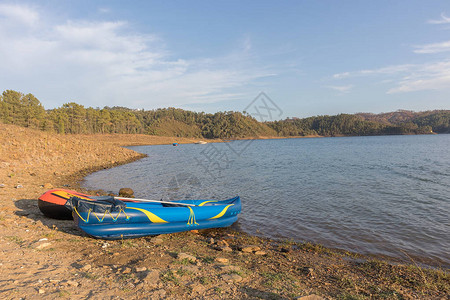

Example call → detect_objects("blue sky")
0 1 449 118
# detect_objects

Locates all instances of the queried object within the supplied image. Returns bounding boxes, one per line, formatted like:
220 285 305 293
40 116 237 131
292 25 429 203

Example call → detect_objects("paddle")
114 196 197 207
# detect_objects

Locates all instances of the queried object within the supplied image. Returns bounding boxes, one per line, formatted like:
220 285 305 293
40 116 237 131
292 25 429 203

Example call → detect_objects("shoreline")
0 123 448 299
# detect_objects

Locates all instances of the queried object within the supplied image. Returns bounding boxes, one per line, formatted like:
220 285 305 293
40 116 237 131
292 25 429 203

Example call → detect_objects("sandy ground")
0 123 448 299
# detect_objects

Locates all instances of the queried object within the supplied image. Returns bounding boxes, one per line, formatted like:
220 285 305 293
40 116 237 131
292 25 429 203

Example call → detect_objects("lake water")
83 135 450 268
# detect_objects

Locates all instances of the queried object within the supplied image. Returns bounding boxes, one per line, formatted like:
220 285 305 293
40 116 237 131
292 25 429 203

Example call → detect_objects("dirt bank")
0 123 448 299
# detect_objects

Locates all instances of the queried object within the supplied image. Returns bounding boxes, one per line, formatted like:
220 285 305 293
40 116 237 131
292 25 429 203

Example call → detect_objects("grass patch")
201 256 215 264
176 268 191 276
260 271 302 295
160 270 179 285
68 238 81 243
261 272 287 286
119 273 133 281
336 293 366 300
281 238 295 247
199 276 211 285
228 269 244 277
6 235 24 246
81 272 99 280
120 239 136 248
173 258 196 265
299 242 333 255
57 289 71 297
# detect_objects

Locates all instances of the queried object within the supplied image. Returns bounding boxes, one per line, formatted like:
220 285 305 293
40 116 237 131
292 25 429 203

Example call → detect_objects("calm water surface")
83 135 450 267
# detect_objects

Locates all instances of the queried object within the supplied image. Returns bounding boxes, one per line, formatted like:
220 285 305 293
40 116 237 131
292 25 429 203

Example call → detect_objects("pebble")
303 267 315 278
0 184 5 188
119 188 134 198
122 267 131 274
254 251 267 256
38 288 45 294
81 264 91 271
66 280 79 287
35 242 52 250
143 269 160 281
43 183 53 189
16 211 30 216
135 267 147 272
151 289 166 299
188 282 206 294
208 237 215 244
151 238 164 245
142 270 161 288
221 273 243 283
217 245 233 252
215 257 229 264
177 252 197 263
15 184 23 189
217 240 229 247
295 295 324 300
136 283 144 289
240 245 261 253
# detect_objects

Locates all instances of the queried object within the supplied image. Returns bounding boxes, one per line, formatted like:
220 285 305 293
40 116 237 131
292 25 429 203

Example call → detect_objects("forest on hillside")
1 90 449 138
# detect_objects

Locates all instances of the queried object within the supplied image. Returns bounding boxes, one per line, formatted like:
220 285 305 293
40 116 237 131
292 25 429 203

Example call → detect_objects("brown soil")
0 123 448 299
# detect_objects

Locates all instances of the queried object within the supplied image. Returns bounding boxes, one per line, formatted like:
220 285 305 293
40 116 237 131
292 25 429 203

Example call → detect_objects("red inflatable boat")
38 189 96 219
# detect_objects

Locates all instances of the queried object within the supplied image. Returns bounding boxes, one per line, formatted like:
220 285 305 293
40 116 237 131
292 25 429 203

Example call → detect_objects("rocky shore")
0 123 448 299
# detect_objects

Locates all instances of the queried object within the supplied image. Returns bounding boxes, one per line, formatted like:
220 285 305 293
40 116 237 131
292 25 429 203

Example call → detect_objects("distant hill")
356 110 450 134
356 110 420 124
1 89 449 138
268 110 450 136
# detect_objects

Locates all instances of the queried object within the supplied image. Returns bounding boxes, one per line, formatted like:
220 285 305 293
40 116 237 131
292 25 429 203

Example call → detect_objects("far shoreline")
119 131 445 148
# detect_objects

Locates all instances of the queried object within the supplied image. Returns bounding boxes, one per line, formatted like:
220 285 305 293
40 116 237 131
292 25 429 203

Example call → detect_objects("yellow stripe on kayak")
209 204 234 220
127 207 168 223
198 200 218 207
52 191 93 201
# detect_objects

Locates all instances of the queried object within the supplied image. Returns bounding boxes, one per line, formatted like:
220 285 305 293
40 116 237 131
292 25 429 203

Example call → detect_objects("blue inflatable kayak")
65 196 241 239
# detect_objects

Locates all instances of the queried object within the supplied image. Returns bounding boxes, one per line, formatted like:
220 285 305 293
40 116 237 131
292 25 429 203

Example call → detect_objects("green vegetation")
266 113 443 136
1 89 449 138
199 276 211 285
160 270 179 285
6 235 24 246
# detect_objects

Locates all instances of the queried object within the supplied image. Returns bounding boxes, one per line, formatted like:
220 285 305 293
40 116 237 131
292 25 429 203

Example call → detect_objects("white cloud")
332 72 350 79
413 40 450 54
331 13 450 95
332 61 450 95
428 13 450 24
332 65 414 79
327 85 353 93
387 60 450 93
0 3 39 26
98 7 111 14
0 4 273 109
